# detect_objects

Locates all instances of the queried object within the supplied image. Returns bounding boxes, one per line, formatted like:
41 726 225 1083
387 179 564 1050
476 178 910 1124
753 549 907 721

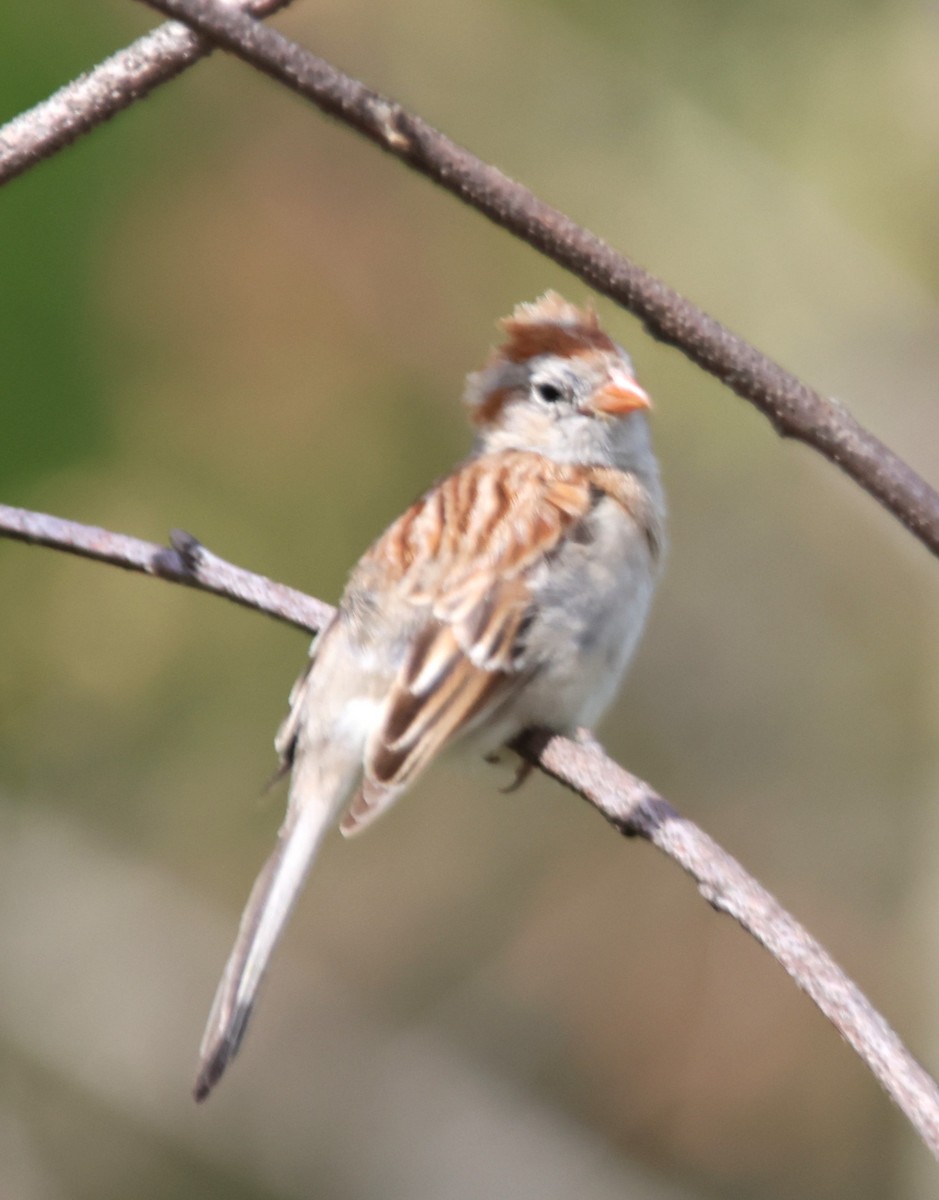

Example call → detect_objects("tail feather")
194 763 352 1101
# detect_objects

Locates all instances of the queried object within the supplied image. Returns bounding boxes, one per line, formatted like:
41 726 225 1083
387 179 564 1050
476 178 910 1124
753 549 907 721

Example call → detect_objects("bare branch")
130 0 939 562
522 729 939 1159
3 502 938 1156
0 0 292 186
2 1 936 556
0 503 329 632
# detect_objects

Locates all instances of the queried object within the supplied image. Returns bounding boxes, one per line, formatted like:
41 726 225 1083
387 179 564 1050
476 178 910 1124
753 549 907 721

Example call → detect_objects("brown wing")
339 452 597 834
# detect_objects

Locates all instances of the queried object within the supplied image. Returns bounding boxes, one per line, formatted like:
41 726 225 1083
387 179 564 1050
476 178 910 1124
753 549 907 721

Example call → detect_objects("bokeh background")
2 1 939 1197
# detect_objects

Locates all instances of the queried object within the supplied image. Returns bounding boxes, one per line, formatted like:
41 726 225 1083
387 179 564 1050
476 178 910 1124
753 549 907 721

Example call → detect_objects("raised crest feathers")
498 291 614 363
463 292 620 425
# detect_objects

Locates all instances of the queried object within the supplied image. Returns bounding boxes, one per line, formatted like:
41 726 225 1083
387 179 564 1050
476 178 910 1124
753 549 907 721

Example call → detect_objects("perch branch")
0 503 329 632
0 0 292 186
523 729 939 1158
2 502 938 1157
133 0 939 561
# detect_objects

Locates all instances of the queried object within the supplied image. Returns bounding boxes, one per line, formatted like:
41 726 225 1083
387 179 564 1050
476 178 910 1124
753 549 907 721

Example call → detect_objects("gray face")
475 349 654 476
526 353 612 415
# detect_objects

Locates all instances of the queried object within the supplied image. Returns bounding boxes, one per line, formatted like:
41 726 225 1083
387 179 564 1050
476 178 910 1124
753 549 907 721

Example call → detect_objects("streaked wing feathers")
346 454 600 829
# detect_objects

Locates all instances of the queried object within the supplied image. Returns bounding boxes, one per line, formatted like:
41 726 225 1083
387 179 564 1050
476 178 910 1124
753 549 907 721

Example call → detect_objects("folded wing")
340 451 598 833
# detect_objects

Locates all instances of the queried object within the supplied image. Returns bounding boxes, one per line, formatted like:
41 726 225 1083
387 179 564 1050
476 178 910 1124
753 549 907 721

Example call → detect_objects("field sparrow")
195 292 666 1099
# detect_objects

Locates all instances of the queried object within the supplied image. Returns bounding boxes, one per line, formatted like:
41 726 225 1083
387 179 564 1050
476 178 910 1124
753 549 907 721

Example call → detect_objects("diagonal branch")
2 501 938 1157
525 729 939 1158
0 0 292 186
0 9 936 560
130 0 939 561
0 503 329 632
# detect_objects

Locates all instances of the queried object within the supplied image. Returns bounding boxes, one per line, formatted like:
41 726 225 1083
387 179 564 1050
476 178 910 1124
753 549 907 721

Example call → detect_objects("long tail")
194 756 355 1101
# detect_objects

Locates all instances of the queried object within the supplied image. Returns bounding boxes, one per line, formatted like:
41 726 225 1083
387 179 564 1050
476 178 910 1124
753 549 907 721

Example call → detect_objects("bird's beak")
590 366 651 416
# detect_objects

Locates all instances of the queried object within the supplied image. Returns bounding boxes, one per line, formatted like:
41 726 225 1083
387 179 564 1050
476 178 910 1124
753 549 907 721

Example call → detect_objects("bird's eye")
535 382 564 403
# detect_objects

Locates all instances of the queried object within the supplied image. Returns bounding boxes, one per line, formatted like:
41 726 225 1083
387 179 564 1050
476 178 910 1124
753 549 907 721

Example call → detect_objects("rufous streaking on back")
194 292 666 1100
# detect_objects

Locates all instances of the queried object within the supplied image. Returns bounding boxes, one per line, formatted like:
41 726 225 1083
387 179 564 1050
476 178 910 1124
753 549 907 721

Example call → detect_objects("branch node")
170 528 204 571
370 98 413 152
698 881 727 913
152 529 204 579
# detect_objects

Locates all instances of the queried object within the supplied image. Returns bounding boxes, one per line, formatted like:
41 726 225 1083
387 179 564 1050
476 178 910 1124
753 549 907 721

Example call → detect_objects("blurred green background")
2 1 939 1197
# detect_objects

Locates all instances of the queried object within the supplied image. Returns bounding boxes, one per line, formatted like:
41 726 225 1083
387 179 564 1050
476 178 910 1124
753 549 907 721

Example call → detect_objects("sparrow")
194 292 665 1100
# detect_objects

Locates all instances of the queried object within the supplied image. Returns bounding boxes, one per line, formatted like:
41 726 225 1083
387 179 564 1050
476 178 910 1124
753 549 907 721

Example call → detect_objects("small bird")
194 292 665 1099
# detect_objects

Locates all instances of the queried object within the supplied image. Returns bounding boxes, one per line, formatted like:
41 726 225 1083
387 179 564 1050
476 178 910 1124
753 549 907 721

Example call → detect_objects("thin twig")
2 502 938 1157
0 0 292 186
131 0 939 561
0 503 329 632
